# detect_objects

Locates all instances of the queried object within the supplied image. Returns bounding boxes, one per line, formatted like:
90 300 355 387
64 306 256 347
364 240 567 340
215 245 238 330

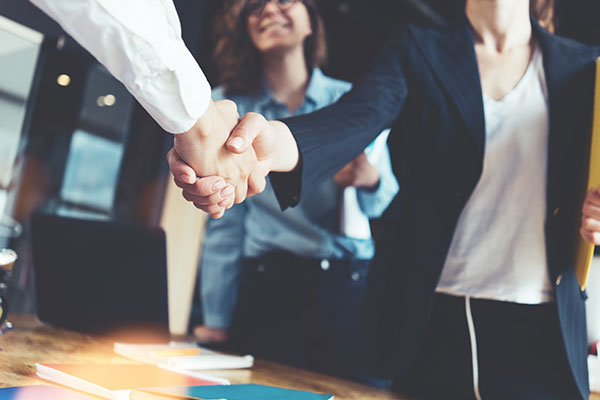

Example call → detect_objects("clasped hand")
169 99 295 218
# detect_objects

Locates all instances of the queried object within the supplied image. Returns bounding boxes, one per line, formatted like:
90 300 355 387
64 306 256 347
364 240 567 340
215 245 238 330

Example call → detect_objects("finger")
217 195 235 210
234 182 248 204
580 227 594 244
247 170 266 197
214 99 239 120
227 112 267 154
194 202 227 215
182 184 234 205
210 210 225 219
182 176 230 197
583 200 600 219
582 216 600 232
587 188 600 207
225 198 235 209
581 227 600 245
167 148 196 185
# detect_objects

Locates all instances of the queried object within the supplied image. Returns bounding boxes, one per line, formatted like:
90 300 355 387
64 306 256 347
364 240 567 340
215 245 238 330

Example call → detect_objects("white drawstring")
465 296 482 400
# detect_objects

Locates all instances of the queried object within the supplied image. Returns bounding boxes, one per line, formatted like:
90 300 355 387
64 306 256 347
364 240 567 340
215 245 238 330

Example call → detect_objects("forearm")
279 26 407 202
30 0 211 133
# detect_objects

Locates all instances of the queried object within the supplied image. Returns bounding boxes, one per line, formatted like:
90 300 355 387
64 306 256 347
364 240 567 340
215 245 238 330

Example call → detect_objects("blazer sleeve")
271 25 408 209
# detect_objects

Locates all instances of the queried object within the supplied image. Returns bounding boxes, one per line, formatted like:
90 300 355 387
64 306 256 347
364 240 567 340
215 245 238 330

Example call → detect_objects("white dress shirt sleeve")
30 0 212 133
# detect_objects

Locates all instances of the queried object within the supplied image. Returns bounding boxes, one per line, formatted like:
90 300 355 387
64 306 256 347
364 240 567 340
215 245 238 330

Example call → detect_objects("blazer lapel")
408 21 485 160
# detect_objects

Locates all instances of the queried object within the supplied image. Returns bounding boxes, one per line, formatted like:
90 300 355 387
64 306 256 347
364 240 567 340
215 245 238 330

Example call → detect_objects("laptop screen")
31 213 169 339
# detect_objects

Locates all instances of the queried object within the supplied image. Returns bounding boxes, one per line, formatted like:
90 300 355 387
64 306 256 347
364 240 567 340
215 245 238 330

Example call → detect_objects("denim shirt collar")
256 68 325 114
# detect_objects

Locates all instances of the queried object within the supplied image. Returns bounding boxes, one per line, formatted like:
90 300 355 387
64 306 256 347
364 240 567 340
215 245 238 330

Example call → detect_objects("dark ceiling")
2 0 600 84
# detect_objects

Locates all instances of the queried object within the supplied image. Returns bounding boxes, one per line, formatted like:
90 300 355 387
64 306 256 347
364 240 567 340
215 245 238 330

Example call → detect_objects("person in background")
193 0 398 385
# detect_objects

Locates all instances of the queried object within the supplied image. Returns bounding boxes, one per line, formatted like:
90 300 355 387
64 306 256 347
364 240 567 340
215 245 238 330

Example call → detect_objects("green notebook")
134 384 334 400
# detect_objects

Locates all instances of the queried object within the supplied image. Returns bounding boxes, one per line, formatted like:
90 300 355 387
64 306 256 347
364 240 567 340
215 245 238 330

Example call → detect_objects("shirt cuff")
269 154 303 210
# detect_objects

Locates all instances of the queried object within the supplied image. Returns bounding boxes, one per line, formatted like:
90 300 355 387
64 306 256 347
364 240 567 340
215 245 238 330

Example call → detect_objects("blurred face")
246 0 313 55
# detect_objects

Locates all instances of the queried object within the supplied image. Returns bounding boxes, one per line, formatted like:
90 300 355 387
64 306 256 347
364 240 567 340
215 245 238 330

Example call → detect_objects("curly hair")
531 0 554 33
213 0 327 96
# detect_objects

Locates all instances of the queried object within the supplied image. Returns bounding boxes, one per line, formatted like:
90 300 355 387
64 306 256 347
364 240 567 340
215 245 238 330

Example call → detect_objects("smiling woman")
195 0 398 388
213 0 326 96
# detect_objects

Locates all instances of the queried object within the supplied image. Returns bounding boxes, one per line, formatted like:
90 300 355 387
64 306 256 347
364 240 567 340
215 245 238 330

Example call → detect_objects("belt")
243 252 370 282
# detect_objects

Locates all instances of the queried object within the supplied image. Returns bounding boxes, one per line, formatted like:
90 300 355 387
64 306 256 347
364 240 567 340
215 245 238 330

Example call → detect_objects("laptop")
31 213 169 339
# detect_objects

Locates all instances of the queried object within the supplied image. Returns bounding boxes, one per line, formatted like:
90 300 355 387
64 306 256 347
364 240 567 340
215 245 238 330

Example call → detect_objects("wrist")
268 120 299 173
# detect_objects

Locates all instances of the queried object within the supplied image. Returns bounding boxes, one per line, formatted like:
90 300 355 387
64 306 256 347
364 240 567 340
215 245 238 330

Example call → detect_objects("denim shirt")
200 68 399 328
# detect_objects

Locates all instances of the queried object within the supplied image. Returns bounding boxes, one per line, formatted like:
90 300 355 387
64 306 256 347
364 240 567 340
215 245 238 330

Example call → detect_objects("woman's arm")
355 139 399 218
275 26 408 205
168 26 409 215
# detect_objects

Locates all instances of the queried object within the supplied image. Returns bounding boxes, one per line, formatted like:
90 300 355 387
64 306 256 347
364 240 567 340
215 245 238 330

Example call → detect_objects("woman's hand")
580 187 600 245
334 152 380 189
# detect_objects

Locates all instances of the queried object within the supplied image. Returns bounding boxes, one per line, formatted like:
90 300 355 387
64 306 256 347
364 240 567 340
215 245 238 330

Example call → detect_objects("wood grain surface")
0 314 405 400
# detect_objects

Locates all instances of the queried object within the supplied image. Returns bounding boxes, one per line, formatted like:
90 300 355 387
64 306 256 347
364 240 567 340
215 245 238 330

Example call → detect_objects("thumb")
227 112 267 154
167 148 196 185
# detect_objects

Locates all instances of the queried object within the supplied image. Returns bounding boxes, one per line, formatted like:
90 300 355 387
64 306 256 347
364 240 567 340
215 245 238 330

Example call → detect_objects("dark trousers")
229 252 386 386
392 293 581 400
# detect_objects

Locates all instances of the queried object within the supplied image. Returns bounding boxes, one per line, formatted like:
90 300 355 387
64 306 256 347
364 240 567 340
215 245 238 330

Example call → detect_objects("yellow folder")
574 57 600 290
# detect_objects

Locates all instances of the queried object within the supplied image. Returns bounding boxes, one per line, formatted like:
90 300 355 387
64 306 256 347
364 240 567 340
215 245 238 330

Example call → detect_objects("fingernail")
212 180 225 191
180 174 195 184
229 137 244 150
221 185 234 197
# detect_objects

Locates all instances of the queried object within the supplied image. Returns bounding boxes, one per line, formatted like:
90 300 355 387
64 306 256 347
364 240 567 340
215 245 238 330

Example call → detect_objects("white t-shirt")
437 46 554 304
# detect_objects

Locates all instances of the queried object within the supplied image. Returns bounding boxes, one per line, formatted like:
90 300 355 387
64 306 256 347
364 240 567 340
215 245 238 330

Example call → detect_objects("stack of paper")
35 363 229 400
114 342 254 370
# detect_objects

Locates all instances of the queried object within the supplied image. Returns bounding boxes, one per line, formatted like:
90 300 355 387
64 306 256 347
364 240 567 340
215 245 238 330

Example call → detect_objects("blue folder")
138 384 334 400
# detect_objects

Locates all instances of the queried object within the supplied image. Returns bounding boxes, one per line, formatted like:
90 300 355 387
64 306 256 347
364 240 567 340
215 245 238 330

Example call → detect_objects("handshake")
168 99 299 218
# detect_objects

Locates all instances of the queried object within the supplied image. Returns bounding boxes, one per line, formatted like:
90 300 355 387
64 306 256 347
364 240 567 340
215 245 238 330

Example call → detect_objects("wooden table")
0 314 405 400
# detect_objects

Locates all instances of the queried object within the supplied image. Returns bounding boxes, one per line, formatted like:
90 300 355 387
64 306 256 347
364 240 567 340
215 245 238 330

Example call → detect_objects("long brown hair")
530 0 555 33
213 0 327 96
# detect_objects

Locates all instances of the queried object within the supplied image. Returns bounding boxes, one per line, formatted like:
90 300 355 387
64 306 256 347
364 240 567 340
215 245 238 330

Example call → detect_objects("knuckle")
193 203 207 211
221 99 237 112
182 191 193 202
583 203 592 215
173 178 186 189
197 182 212 196
244 111 265 122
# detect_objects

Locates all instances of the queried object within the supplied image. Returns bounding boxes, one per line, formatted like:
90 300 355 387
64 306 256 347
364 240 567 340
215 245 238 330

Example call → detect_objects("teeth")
262 23 286 31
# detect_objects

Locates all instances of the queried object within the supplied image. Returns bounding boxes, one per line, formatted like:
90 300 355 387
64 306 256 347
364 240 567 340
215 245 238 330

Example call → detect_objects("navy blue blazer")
272 19 600 399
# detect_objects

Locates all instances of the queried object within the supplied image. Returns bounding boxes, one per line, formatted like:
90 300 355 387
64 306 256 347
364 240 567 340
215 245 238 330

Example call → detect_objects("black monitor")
31 213 169 340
